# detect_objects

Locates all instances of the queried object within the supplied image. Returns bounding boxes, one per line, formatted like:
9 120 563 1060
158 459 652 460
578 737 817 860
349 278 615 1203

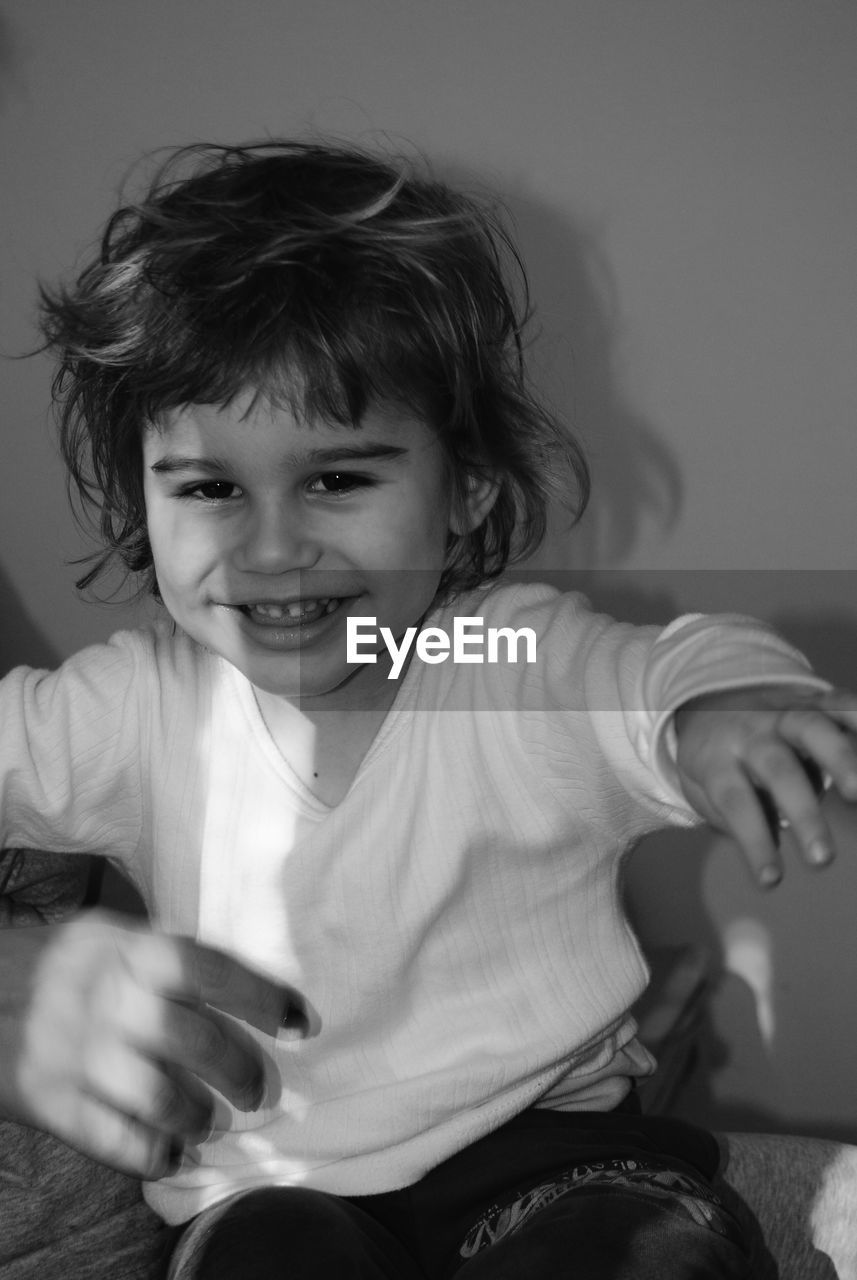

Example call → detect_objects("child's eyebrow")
295 442 410 466
149 443 410 475
149 455 232 475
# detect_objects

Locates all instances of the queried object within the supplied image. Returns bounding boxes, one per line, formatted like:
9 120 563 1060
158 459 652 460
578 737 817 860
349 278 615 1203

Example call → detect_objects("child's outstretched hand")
675 685 857 888
0 910 306 1179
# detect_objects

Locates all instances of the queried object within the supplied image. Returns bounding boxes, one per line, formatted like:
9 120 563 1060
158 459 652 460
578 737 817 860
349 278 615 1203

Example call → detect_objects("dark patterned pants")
167 1108 754 1279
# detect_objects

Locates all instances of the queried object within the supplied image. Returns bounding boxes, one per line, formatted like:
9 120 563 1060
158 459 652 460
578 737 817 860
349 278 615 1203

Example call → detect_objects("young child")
2 140 856 1279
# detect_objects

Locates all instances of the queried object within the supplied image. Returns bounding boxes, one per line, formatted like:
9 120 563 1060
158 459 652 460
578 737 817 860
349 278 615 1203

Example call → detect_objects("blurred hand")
675 685 857 888
0 910 305 1178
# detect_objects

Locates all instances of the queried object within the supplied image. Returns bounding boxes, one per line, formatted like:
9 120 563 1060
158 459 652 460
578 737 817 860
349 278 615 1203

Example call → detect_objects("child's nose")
236 502 319 573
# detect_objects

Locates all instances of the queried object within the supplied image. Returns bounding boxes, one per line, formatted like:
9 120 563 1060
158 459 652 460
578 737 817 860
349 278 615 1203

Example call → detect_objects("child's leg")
450 1178 752 1279
166 1186 426 1280
396 1107 757 1280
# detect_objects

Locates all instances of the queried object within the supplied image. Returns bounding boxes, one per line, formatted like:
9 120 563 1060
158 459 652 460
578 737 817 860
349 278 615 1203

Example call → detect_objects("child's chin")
250 666 353 702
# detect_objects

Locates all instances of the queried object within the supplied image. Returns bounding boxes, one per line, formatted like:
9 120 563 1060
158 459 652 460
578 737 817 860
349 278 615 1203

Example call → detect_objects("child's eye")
307 472 374 496
181 480 242 503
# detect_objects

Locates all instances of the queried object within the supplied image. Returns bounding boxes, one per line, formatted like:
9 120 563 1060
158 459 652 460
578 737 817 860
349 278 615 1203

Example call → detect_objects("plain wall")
1 0 856 1138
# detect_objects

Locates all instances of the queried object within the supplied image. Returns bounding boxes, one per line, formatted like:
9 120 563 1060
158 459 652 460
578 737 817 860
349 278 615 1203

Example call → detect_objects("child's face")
142 392 491 705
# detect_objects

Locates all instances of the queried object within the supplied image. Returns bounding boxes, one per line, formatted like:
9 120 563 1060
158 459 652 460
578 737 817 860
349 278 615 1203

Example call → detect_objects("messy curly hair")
38 139 589 598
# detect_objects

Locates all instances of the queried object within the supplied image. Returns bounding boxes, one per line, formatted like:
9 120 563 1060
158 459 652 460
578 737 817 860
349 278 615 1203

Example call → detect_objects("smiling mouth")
238 598 344 626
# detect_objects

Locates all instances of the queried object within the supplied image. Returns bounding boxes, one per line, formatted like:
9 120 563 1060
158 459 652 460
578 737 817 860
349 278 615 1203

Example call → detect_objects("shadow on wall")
0 563 58 673
773 608 857 691
627 821 857 1148
506 193 683 572
436 156 682 574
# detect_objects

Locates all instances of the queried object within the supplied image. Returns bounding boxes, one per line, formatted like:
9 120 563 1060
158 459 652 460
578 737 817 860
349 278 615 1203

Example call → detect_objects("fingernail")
282 998 308 1035
244 1074 266 1111
797 753 826 798
192 1109 216 1144
808 839 833 867
760 865 782 889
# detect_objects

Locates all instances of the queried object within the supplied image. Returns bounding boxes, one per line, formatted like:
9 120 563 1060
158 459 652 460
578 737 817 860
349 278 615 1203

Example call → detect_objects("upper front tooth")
285 600 315 618
252 599 330 620
254 603 287 619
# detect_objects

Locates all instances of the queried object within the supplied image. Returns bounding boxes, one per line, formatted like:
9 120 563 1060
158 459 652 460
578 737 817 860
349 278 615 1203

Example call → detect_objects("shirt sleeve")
478 584 831 822
636 610 831 804
0 634 148 861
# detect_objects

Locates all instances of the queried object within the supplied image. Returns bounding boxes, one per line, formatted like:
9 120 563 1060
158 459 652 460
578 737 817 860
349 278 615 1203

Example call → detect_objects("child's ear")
449 470 500 536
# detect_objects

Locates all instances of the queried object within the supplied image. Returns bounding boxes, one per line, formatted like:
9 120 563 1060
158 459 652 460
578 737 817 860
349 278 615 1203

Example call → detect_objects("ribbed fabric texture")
0 582 827 1224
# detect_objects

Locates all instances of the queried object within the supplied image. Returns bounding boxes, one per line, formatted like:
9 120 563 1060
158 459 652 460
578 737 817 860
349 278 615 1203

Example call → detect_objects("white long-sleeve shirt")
0 582 827 1223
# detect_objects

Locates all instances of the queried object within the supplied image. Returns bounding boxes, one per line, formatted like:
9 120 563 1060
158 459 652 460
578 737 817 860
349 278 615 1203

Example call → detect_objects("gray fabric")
0 1121 168 1279
718 1132 857 1280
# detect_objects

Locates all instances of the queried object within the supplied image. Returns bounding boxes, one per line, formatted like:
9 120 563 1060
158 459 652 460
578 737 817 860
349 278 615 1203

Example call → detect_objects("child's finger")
817 687 857 740
91 939 264 1112
705 768 784 888
82 1037 214 1145
72 1093 181 1180
41 1086 177 1180
110 975 269 1112
117 927 307 1039
158 1001 269 1112
743 739 834 870
175 937 305 1037
776 702 857 803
